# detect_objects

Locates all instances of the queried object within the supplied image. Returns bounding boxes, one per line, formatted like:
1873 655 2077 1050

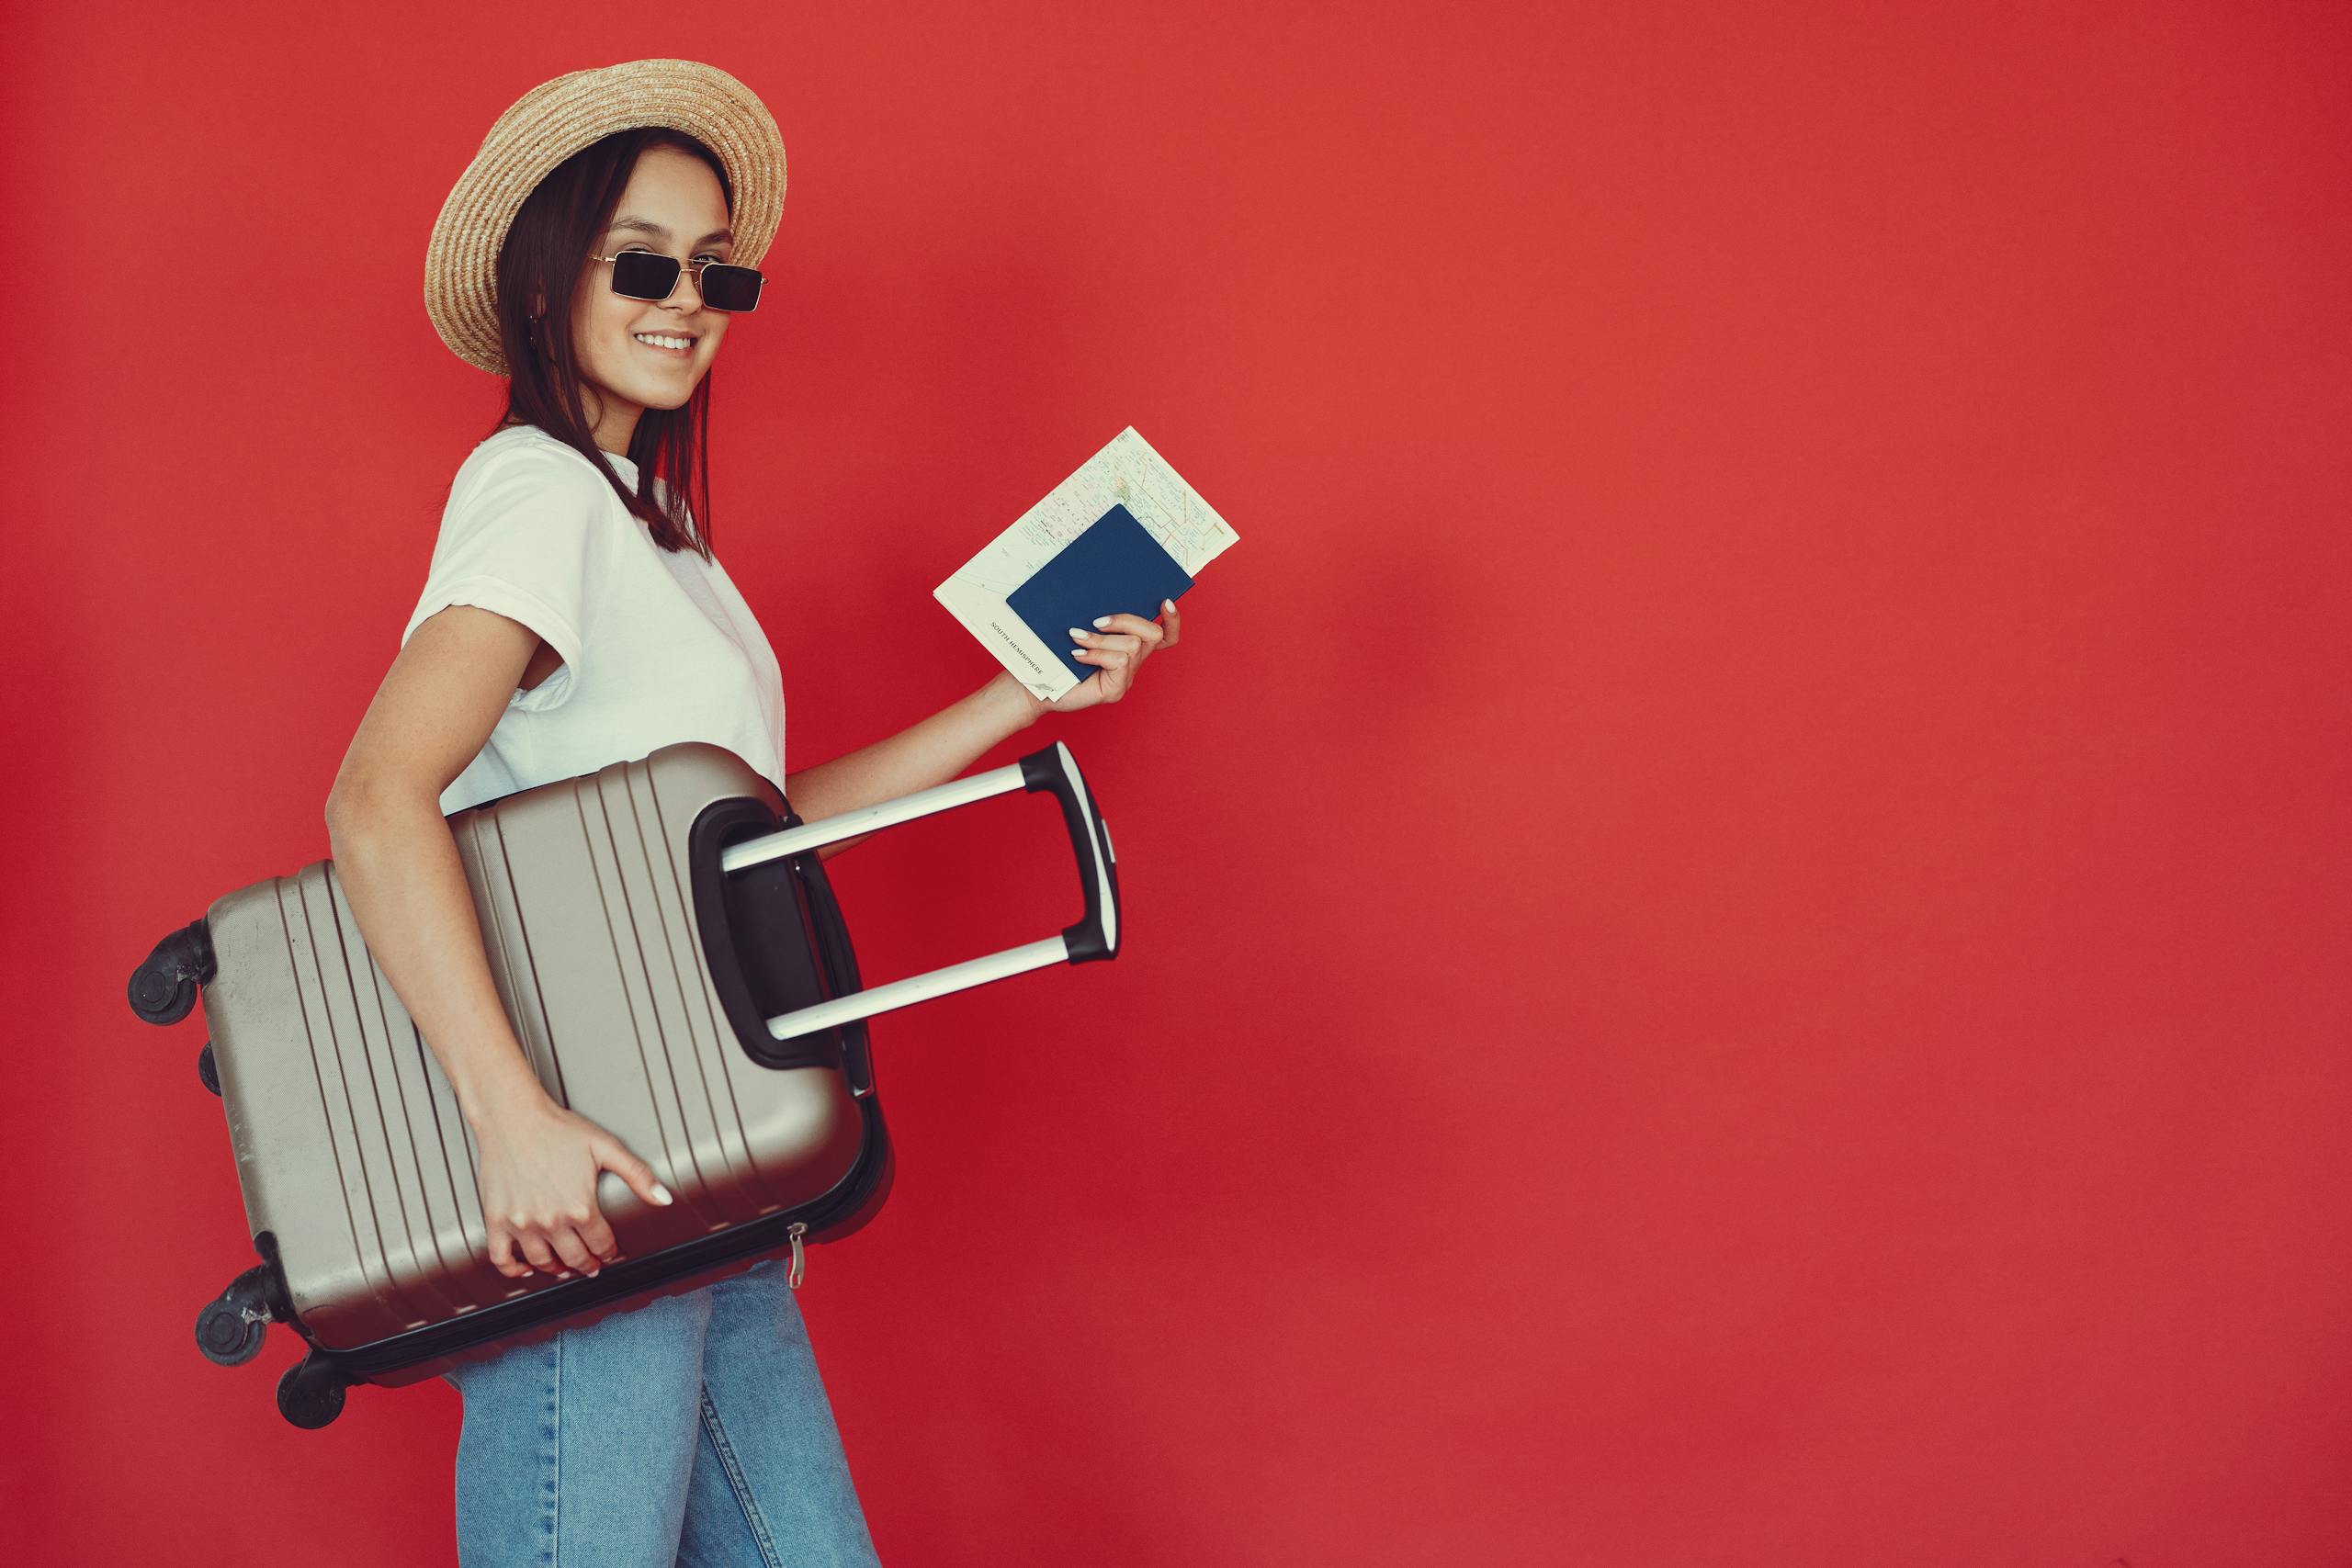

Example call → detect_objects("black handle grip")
1017 741 1120 964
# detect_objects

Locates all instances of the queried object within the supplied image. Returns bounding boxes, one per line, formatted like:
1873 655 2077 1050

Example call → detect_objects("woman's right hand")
471 1089 673 1280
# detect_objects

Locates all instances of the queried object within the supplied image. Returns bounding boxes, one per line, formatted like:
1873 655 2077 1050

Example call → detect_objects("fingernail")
651 1182 673 1205
1067 626 1088 641
1162 599 1175 613
1092 615 1111 628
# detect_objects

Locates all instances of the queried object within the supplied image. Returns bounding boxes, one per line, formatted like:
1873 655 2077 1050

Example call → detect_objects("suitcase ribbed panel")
358 883 486 1319
207 743 864 1360
310 859 426 1335
301 861 458 1331
577 762 743 1220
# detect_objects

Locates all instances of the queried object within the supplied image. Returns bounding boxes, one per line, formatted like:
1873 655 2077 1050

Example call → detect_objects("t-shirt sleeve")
400 451 603 715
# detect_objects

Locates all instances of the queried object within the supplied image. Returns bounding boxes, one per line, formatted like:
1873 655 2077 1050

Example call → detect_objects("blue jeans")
442 1254 883 1566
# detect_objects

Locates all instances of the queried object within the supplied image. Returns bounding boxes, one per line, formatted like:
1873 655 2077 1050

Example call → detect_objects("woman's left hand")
1037 598 1181 716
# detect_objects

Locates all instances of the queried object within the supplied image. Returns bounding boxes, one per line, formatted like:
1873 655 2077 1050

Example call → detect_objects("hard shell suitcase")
128 739 1120 1428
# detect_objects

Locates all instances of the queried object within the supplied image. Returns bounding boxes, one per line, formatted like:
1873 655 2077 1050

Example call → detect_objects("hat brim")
424 58 786 377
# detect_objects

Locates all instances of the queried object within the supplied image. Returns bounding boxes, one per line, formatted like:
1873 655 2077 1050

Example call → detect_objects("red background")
6 2 2349 1562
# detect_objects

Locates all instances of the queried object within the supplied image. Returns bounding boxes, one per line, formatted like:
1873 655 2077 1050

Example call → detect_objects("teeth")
634 333 693 350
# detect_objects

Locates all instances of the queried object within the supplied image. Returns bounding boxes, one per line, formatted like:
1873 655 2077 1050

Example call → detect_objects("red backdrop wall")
6 2 2348 1562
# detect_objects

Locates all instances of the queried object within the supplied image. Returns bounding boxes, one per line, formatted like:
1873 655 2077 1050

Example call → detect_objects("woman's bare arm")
784 602 1178 859
786 670 1044 860
323 605 670 1280
323 606 552 1125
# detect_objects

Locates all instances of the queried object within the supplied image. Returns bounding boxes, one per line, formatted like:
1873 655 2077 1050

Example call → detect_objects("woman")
324 60 1177 1567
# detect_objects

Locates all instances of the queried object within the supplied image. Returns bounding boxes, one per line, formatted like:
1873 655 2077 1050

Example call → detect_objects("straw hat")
424 58 786 377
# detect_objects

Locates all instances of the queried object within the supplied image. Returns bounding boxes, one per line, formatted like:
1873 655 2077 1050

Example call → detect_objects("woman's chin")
606 378 696 412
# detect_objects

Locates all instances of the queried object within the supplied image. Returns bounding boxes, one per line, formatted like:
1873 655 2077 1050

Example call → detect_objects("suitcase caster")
277 1352 348 1429
128 918 215 1026
197 1041 220 1097
194 1264 273 1366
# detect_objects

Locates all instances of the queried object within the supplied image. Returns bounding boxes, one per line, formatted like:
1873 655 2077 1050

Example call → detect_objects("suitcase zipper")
786 1221 808 1290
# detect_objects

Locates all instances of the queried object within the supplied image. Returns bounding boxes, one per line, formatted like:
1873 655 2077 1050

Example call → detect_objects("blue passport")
1005 503 1195 685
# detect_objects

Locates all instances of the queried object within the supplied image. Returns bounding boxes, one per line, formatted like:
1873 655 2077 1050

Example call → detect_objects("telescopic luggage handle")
720 739 1120 1044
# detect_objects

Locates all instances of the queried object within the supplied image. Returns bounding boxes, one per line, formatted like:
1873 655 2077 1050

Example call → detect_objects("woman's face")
569 144 737 454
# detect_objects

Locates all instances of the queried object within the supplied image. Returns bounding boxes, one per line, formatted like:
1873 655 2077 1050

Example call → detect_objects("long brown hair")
487 127 735 558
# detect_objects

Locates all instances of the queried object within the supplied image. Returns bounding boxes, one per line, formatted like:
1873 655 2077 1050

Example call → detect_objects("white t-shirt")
401 423 786 816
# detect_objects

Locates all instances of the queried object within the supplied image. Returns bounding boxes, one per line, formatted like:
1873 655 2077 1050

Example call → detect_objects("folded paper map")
933 427 1239 701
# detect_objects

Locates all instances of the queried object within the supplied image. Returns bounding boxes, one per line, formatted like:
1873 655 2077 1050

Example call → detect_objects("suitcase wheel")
276 1353 348 1429
197 1041 220 1097
193 1297 264 1366
128 918 215 1026
194 1264 274 1367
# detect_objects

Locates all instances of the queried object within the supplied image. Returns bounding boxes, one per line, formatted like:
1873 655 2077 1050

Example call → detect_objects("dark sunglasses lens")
699 264 763 312
611 251 681 300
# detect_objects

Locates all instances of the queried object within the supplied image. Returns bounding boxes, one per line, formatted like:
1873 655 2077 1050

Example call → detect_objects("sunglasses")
590 248 764 312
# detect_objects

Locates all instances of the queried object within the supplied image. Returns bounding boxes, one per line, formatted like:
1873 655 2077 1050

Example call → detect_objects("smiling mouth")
632 334 696 357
